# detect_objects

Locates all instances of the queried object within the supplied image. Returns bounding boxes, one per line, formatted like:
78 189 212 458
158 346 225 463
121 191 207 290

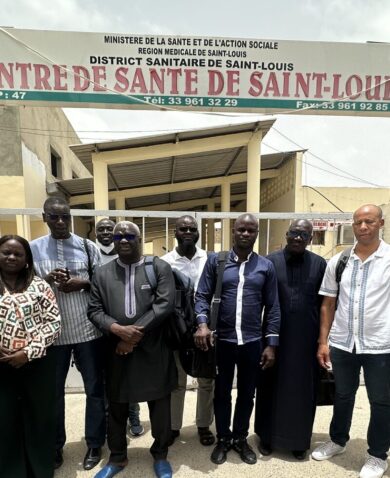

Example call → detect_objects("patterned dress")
0 276 61 478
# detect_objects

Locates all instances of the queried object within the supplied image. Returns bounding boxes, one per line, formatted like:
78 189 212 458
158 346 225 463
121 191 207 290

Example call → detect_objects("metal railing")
0 208 354 258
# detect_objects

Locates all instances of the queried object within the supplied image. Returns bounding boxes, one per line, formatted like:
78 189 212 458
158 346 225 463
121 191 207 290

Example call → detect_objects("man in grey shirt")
95 217 144 438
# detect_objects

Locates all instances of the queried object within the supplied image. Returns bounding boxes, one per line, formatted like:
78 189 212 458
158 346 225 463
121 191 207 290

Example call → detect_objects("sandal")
198 427 215 446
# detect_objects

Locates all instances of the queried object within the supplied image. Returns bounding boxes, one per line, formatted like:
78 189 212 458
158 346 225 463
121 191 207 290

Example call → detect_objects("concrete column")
207 202 215 251
16 214 31 240
294 151 305 211
221 182 231 251
115 197 126 222
92 153 109 223
246 130 262 213
246 131 262 253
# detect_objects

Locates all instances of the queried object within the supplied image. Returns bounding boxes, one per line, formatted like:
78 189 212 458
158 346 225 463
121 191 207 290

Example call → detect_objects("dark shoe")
210 439 232 465
167 429 180 447
198 427 215 446
83 447 102 471
258 441 272 456
94 464 125 478
232 439 257 465
292 450 307 460
127 420 145 437
153 459 172 478
54 448 63 469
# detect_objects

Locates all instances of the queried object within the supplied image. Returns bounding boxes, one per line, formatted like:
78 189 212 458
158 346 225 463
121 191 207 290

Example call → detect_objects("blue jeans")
55 339 106 450
330 346 390 460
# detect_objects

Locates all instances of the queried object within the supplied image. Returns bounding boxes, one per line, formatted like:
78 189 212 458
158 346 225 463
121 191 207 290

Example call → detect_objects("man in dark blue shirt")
194 213 280 465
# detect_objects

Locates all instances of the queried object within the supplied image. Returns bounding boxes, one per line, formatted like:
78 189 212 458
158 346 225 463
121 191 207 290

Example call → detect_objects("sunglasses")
113 233 137 242
287 229 311 241
45 213 71 221
177 226 198 233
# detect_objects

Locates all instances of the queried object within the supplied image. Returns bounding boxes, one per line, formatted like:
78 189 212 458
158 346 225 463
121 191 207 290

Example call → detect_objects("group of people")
0 198 388 478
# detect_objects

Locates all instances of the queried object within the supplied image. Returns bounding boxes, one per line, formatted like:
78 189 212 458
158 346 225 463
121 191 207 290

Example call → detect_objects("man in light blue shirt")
30 196 105 472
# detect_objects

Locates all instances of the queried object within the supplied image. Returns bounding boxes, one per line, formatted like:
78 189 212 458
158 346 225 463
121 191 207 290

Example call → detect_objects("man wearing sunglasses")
162 215 215 447
95 218 144 438
255 219 326 461
30 197 105 471
88 221 177 478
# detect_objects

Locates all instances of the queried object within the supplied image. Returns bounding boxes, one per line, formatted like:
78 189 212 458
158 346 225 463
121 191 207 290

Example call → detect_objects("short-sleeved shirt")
30 233 102 345
319 239 390 354
161 246 207 291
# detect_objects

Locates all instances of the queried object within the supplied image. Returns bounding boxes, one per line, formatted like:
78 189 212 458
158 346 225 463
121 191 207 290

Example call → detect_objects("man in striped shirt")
194 213 280 466
30 197 105 472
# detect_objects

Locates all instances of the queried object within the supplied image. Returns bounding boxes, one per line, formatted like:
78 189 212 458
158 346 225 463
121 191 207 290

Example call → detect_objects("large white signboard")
1 28 390 115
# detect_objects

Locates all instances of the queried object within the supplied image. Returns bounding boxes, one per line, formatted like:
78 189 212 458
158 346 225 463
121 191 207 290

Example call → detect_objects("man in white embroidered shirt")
312 204 390 478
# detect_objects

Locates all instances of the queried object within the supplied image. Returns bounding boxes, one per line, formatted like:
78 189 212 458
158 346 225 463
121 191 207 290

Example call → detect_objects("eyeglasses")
113 233 137 242
287 229 311 241
45 213 71 221
177 226 198 233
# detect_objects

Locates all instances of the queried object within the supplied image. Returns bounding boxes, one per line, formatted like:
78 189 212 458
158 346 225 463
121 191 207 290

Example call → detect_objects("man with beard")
162 215 214 447
88 221 177 478
254 219 326 460
194 213 280 465
95 218 144 438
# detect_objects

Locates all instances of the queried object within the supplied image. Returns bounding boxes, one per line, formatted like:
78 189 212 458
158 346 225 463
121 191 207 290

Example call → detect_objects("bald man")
88 221 177 478
195 214 280 465
255 219 326 460
95 218 117 265
312 205 390 478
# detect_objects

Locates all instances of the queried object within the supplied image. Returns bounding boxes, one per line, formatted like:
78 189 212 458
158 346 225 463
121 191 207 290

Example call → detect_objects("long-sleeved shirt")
195 250 280 346
87 256 177 402
30 233 101 345
0 276 61 360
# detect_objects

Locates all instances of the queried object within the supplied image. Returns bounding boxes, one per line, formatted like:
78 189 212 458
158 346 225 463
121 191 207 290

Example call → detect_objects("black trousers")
214 339 262 440
0 348 57 478
108 394 171 462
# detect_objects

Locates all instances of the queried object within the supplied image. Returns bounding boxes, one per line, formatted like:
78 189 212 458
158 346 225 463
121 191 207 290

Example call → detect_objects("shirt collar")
173 246 206 261
96 240 115 255
231 249 253 263
351 239 386 259
284 247 305 263
117 257 145 268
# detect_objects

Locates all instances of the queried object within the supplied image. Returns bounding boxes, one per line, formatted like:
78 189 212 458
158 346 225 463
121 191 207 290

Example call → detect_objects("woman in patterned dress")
0 235 61 478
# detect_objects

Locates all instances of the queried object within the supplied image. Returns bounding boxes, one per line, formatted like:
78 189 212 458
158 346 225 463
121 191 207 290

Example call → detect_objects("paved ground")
56 386 388 478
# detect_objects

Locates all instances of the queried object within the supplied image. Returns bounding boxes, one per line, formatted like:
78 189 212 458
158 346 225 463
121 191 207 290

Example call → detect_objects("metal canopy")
56 118 302 210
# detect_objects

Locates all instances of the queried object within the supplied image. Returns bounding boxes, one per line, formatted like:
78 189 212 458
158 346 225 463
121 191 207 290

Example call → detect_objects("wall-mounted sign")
1 28 389 115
